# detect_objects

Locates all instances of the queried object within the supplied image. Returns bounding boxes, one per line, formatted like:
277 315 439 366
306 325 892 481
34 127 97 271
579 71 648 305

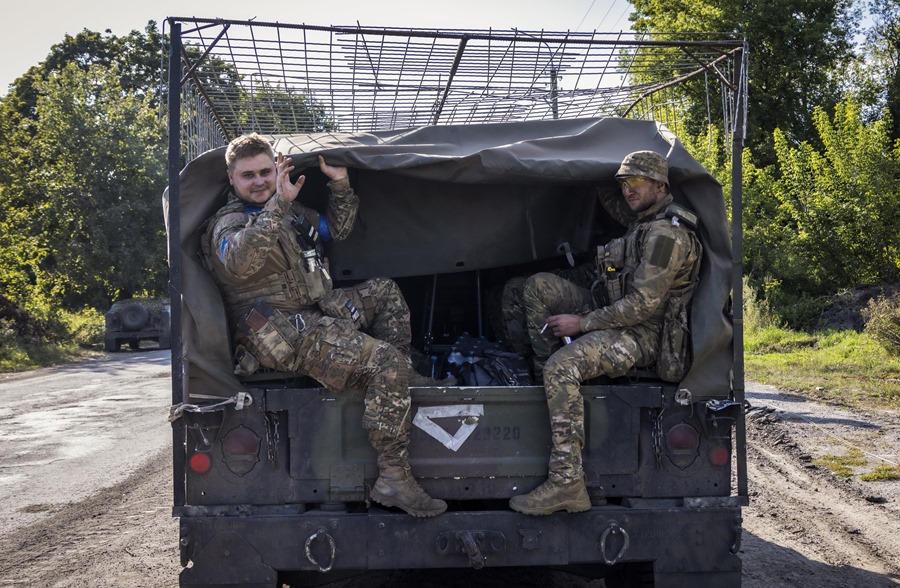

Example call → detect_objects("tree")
860 0 900 140
742 99 900 326
0 23 170 315
16 63 167 310
3 22 164 122
628 0 859 166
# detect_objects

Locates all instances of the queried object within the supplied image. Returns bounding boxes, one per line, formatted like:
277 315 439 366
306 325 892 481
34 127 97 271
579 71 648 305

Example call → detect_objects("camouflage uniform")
524 192 701 485
203 178 413 437
203 144 445 518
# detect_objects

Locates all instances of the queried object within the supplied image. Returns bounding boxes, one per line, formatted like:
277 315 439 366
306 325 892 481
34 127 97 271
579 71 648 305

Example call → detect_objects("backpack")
654 203 703 383
443 333 534 386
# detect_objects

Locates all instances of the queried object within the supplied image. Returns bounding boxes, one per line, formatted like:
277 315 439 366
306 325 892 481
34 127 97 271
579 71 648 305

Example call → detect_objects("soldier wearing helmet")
508 150 702 515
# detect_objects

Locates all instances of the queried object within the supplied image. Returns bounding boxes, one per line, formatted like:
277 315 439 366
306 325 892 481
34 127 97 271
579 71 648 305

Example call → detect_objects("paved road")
0 349 173 534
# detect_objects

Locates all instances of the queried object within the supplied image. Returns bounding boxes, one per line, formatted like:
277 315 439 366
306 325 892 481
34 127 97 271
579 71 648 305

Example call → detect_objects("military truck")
165 19 749 587
104 298 171 351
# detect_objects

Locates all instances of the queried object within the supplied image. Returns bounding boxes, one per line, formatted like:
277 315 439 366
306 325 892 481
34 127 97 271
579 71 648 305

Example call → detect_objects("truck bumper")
178 504 743 587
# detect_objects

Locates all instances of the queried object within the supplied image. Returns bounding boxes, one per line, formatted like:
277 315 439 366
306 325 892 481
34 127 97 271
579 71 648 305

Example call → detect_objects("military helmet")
616 150 669 185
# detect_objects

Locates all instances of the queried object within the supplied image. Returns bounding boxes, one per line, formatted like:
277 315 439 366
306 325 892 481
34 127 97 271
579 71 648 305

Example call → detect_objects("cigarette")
540 323 549 334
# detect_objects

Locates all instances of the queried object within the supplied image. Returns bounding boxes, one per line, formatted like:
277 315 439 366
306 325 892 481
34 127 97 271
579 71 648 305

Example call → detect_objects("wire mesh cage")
167 18 747 161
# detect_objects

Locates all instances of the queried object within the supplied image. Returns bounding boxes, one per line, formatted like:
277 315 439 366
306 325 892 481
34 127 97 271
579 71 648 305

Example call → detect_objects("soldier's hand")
319 155 348 182
546 314 582 337
276 152 305 202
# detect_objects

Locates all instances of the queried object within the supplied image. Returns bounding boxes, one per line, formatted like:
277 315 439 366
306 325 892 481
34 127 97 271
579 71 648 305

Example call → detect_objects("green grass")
813 446 868 477
745 326 900 410
0 340 99 373
860 464 900 481
745 320 900 483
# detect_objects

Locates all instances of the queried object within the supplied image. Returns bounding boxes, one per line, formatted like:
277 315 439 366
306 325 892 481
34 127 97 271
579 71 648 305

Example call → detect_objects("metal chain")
651 400 666 470
264 412 280 466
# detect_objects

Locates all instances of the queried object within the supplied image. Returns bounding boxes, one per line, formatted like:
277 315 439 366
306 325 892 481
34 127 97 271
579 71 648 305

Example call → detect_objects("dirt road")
0 353 897 587
740 384 900 587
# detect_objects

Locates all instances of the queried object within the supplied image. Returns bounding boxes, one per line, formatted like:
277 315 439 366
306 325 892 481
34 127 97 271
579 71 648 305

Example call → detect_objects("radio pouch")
236 301 300 373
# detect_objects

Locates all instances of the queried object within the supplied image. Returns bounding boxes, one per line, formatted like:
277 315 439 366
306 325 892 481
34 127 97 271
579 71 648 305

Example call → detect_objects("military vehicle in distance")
165 19 750 588
104 298 170 351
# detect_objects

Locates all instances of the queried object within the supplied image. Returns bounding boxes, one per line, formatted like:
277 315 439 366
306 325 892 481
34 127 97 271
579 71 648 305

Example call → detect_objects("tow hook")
436 530 506 569
460 531 485 569
730 515 743 554
305 528 336 573
599 521 630 565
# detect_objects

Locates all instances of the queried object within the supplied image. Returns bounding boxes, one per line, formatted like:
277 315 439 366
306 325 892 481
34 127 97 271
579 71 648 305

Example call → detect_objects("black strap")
291 212 323 257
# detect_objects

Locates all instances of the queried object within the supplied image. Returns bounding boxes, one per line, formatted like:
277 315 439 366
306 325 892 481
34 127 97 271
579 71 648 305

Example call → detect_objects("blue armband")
218 239 229 262
318 216 331 242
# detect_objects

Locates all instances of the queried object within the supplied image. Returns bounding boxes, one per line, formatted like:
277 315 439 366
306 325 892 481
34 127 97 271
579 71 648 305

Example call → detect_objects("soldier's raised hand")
276 152 305 202
318 155 348 182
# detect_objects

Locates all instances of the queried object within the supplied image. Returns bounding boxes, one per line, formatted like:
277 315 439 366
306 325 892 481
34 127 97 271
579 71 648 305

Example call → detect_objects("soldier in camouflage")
509 150 702 515
203 133 447 518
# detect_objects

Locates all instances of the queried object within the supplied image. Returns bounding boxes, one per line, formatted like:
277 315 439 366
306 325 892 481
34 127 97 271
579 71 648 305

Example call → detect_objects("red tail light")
709 446 730 467
189 452 212 473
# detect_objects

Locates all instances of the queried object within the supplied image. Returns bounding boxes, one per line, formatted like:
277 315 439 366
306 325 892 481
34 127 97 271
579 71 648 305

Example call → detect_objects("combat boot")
368 429 447 517
370 465 448 517
509 477 591 515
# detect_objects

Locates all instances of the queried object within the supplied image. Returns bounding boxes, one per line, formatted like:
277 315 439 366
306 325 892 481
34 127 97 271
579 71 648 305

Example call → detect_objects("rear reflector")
709 446 730 467
189 452 212 473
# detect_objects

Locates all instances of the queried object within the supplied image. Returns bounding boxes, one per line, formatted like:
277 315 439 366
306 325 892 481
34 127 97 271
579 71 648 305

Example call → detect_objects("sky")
0 0 635 95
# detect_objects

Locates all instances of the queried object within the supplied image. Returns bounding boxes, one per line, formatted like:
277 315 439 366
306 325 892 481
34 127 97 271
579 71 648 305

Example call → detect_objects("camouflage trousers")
498 263 597 359
317 277 412 355
238 277 414 437
498 276 530 356
522 272 654 483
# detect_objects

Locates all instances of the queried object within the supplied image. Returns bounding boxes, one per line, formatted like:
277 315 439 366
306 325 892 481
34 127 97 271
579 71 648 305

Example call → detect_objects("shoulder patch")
648 234 676 268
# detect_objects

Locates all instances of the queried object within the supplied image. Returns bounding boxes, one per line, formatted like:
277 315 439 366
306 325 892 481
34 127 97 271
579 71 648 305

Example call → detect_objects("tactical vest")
592 200 703 381
201 198 334 324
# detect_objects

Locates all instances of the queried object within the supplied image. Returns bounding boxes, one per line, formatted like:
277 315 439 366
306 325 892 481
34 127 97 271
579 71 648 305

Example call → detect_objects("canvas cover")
166 117 733 400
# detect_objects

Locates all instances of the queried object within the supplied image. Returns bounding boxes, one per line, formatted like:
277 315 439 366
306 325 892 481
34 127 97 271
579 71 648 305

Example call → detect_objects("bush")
863 294 900 356
0 295 61 342
61 308 106 348
742 277 776 332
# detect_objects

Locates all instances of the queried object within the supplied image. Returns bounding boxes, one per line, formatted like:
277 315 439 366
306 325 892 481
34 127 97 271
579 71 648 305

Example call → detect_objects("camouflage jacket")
578 194 701 334
203 177 359 323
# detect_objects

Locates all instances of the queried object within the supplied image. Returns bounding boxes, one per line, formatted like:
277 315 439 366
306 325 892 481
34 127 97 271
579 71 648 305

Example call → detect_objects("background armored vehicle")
165 18 749 588
104 298 171 351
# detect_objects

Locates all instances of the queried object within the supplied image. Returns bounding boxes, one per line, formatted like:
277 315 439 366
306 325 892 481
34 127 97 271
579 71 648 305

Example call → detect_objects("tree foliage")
4 23 164 124
236 80 337 134
629 0 859 166
742 99 900 326
0 24 168 314
24 63 168 309
853 0 900 139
